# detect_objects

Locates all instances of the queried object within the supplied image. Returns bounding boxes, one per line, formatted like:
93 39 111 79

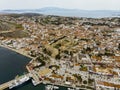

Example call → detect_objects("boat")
43 81 47 84
75 88 79 90
53 85 59 89
9 76 30 89
68 88 74 90
31 79 38 86
45 85 52 90
45 85 59 90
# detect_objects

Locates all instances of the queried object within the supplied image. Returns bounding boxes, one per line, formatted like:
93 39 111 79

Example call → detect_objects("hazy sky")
0 0 120 10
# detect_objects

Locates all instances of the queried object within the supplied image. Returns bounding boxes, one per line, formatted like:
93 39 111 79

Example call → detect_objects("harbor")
0 46 87 90
0 46 31 85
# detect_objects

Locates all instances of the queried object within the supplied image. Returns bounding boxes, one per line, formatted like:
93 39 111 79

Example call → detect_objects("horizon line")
0 7 120 11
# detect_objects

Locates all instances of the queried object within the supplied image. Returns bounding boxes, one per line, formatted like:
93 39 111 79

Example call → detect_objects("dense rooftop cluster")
0 14 120 90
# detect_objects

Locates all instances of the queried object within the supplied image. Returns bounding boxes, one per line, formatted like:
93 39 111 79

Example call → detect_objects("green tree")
83 80 87 84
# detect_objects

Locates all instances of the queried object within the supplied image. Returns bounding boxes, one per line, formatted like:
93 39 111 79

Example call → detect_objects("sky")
0 0 120 10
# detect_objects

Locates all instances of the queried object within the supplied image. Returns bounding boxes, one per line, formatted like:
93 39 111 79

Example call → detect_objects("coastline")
0 45 31 86
0 44 33 59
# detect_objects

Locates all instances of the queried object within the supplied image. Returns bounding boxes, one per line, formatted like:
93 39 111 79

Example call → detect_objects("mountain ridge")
0 7 120 18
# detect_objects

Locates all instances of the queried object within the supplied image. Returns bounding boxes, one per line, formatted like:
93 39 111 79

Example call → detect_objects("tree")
55 54 61 59
88 78 94 85
83 80 87 84
73 74 82 82
80 65 88 71
118 43 120 50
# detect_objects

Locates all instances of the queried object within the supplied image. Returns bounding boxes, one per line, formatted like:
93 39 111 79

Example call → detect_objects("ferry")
9 76 30 89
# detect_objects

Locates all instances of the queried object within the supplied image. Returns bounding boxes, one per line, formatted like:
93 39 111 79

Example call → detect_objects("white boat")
9 76 30 89
45 85 52 90
68 88 74 90
75 88 79 90
53 85 59 89
43 81 47 84
32 79 38 86
45 85 59 90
